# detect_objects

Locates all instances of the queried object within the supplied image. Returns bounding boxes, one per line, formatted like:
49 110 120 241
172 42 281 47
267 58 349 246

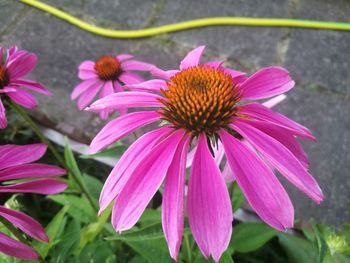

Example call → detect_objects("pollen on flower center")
0 65 9 89
95 56 121 81
160 66 241 136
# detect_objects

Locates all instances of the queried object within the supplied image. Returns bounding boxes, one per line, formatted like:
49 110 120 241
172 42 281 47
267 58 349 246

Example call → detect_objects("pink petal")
0 206 48 242
121 60 153 71
180 46 205 70
238 103 316 141
150 66 179 80
125 79 167 92
0 232 38 260
71 78 101 100
112 130 185 231
78 60 96 79
220 129 294 231
99 81 114 120
222 163 235 183
204 61 225 69
77 81 103 110
243 119 309 168
0 164 66 181
223 68 247 84
0 99 7 129
10 79 52 96
0 47 2 61
118 72 144 85
0 144 47 170
187 134 233 262
89 111 161 154
239 67 295 100
232 120 323 203
99 127 171 214
7 52 37 79
113 81 128 115
7 87 38 109
162 135 190 260
116 54 134 61
262 94 287 108
0 178 67 195
86 91 163 112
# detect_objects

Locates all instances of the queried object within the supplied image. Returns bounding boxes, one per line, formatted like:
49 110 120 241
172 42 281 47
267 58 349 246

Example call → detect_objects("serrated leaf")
48 194 96 223
33 206 69 259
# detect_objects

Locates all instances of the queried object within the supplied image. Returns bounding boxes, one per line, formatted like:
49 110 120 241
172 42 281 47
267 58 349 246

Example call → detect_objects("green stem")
9 102 66 167
184 234 192 263
10 102 98 212
0 215 31 246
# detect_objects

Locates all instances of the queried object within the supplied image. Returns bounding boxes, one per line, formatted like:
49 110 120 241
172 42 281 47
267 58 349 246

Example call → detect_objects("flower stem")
184 234 192 263
9 102 66 167
10 102 98 212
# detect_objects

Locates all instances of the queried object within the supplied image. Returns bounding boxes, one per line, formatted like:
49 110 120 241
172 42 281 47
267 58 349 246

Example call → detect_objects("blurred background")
1 0 349 228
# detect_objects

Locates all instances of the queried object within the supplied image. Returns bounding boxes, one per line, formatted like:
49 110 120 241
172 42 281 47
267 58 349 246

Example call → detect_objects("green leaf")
79 142 125 159
48 194 96 223
230 183 244 212
313 224 330 263
33 206 69 259
220 251 235 263
83 173 103 200
278 233 318 263
230 222 277 253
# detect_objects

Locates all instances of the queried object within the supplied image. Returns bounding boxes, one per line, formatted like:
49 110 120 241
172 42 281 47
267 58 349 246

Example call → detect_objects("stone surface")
0 0 350 227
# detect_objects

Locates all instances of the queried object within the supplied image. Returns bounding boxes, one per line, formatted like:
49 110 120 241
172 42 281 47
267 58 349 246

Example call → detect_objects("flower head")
88 46 323 262
0 144 67 260
71 54 154 119
0 46 52 129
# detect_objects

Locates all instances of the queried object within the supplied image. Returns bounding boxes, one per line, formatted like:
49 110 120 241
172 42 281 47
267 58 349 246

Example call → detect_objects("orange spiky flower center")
95 56 121 81
0 65 9 89
160 66 241 137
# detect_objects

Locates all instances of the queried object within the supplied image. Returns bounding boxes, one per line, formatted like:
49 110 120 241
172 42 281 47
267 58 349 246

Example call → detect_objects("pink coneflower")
0 46 52 129
0 144 67 260
71 54 154 119
87 46 323 262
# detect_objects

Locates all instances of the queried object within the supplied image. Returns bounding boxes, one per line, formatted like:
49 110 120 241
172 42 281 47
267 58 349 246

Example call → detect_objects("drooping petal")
118 72 144 85
0 206 48 242
0 144 47 170
239 67 294 100
10 79 52 96
99 81 114 120
243 119 309 167
7 87 38 109
121 60 153 71
0 232 38 260
0 178 67 195
86 91 163 112
220 129 294 231
180 46 205 70
222 163 235 183
0 99 7 129
116 54 134 61
71 78 101 100
89 111 161 153
223 68 247 84
150 66 179 80
162 135 190 260
113 81 128 115
77 81 103 110
125 79 167 92
232 120 323 203
262 94 287 108
6 52 37 79
187 134 233 262
238 103 316 140
99 126 171 214
112 130 185 232
78 60 97 80
0 164 66 181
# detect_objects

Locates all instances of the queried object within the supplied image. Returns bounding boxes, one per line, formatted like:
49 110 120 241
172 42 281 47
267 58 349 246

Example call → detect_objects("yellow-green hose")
19 0 350 38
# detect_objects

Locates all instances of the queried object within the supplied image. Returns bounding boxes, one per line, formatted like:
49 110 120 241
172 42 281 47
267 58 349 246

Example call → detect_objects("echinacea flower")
0 46 52 129
87 46 323 262
0 144 67 260
71 54 154 119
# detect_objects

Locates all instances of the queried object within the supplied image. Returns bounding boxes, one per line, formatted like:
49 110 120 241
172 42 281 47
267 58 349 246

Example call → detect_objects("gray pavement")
0 0 349 227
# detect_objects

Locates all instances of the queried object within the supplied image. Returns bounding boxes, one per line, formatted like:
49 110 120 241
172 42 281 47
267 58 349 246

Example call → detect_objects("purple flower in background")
0 46 52 129
71 54 154 119
87 46 323 262
0 144 67 260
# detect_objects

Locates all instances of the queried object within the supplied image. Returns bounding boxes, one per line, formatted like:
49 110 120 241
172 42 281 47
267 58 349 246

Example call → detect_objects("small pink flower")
0 46 52 129
71 54 154 119
88 46 323 262
0 144 67 260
